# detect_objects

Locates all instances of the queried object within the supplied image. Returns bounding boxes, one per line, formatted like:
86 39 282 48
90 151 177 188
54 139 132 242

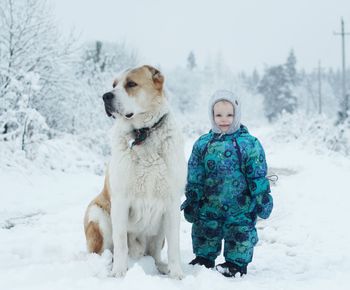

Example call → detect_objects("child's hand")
256 192 273 219
181 200 198 223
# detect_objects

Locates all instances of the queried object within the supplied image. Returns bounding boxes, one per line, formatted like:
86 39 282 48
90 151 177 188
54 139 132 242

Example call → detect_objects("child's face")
213 101 234 133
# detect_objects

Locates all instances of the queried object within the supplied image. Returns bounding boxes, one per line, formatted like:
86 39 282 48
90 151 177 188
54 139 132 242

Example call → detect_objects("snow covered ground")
1 125 350 290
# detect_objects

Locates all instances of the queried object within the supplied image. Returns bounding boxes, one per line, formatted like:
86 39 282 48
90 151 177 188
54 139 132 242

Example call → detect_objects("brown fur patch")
85 221 104 254
92 176 111 214
125 65 164 97
84 173 111 255
144 65 164 90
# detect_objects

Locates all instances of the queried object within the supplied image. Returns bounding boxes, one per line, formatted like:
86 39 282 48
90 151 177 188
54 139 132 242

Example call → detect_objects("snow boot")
189 256 215 268
216 261 247 277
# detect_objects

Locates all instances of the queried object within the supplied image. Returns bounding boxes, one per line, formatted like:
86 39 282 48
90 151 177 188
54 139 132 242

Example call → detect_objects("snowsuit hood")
209 90 241 134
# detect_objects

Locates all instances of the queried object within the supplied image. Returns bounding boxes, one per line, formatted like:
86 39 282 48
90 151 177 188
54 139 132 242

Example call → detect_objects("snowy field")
1 126 350 290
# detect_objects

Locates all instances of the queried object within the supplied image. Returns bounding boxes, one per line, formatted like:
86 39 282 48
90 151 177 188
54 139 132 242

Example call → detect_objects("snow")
1 125 350 290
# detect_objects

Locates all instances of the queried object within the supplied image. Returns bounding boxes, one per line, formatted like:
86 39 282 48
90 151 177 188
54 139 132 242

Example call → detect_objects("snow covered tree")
0 0 76 150
241 69 261 93
166 67 203 113
187 51 197 70
257 51 300 121
252 69 260 87
285 49 298 85
74 41 139 133
258 65 298 122
79 41 138 92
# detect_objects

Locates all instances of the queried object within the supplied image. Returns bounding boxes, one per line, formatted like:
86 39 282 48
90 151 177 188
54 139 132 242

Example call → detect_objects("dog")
84 65 186 279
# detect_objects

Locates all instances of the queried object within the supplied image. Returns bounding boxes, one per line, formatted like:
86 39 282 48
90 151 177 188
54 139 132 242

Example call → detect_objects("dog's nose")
102 92 114 101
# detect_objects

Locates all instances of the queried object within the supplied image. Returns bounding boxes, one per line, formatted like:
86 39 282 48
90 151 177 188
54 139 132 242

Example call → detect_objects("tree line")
1 0 349 157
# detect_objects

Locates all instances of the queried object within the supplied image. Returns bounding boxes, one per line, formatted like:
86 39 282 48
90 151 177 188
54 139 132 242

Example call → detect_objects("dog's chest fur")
113 121 173 234
127 198 165 234
130 127 170 199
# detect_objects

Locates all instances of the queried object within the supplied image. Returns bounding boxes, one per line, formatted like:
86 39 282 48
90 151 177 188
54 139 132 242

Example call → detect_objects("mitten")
255 192 273 219
180 199 198 223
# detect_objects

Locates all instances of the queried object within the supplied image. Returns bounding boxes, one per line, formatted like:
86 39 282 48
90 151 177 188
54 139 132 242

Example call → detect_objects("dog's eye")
112 80 118 88
126 81 137 88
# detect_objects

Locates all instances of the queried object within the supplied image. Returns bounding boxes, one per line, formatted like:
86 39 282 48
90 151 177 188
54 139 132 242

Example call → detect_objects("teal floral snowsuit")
181 125 273 267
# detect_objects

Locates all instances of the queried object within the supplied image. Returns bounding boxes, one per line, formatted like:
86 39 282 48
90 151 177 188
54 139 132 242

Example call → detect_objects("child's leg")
192 235 222 262
223 225 258 269
191 220 223 262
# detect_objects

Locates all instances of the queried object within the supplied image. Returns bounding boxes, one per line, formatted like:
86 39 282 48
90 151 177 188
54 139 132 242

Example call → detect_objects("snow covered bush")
270 112 350 156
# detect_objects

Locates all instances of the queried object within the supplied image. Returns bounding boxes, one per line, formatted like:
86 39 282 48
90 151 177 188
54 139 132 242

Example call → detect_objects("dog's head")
102 65 165 121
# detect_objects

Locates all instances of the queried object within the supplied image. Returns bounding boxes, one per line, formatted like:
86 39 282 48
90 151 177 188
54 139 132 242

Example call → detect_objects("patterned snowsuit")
181 125 273 267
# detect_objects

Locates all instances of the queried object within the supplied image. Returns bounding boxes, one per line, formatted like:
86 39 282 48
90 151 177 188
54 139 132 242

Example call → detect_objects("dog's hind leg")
85 221 104 253
84 205 112 254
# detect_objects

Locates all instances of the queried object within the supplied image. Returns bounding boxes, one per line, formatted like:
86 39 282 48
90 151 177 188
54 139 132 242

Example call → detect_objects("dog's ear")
144 65 164 90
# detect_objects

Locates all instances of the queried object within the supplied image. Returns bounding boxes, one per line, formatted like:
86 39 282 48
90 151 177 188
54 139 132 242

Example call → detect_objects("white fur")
108 110 186 279
87 67 187 279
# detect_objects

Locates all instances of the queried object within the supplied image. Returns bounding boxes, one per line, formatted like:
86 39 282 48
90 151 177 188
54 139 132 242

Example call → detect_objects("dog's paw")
168 268 184 280
111 265 128 278
156 261 169 275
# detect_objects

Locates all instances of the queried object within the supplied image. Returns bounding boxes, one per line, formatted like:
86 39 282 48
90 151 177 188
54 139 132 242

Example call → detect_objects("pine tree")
243 69 260 93
285 49 298 85
258 65 298 121
187 51 196 70
252 69 260 85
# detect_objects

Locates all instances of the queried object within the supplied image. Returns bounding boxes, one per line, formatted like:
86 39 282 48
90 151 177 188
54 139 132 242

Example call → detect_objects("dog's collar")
128 114 168 148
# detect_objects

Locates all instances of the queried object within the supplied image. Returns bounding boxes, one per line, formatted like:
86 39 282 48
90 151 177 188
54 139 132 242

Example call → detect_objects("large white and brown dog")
84 65 186 279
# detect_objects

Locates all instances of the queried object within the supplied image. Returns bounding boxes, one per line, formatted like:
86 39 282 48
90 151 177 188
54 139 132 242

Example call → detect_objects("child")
181 90 273 277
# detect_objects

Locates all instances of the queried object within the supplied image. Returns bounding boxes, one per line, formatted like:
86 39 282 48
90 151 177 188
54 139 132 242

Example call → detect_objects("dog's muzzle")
102 92 116 117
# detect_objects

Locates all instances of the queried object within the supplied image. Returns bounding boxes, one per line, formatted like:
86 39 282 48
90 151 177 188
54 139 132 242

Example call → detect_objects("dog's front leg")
110 197 129 277
164 200 184 280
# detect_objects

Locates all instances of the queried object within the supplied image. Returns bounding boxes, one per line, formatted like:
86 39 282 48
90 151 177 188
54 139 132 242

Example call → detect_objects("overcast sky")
52 0 350 73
